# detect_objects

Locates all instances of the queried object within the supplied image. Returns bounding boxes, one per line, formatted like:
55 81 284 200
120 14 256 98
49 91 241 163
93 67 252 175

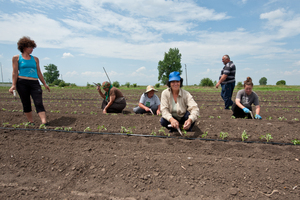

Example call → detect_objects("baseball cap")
169 71 181 82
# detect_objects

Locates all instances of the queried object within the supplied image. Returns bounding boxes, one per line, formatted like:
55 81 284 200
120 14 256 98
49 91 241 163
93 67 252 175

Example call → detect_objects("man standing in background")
215 55 236 109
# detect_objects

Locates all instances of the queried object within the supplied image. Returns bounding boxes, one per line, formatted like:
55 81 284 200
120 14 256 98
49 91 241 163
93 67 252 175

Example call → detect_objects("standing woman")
231 77 262 119
160 71 199 132
9 36 50 125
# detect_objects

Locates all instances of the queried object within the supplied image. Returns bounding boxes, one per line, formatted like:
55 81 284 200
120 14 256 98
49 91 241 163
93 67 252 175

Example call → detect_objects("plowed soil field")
0 86 299 199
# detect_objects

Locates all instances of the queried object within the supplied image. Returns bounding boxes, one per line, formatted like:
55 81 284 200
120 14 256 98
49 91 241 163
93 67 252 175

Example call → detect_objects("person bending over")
232 77 261 119
97 81 126 113
133 85 161 115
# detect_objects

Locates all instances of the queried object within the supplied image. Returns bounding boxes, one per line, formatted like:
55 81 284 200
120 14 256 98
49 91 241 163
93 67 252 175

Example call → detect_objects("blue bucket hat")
169 71 181 82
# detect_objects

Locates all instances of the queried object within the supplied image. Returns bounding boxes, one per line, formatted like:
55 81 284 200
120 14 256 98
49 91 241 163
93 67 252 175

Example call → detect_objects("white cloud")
260 9 286 20
284 70 300 75
294 61 300 66
81 71 106 77
136 67 146 72
65 71 79 77
62 53 74 58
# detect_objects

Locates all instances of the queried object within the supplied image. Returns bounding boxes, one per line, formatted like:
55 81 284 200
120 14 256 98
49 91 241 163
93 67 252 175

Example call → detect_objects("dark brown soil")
0 87 300 199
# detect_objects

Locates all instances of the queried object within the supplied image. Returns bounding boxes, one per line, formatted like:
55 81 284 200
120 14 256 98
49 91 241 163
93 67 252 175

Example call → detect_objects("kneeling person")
232 77 261 119
97 81 126 114
133 85 161 115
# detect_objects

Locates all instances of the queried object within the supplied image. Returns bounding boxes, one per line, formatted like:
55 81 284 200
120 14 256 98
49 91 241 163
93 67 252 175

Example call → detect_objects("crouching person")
232 77 262 119
133 85 161 115
160 71 199 132
97 81 126 113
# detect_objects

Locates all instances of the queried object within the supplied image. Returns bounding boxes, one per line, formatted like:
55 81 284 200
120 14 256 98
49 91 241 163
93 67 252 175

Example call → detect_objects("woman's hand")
170 118 179 129
183 118 192 130
9 85 16 94
156 109 161 115
103 109 107 114
45 85 50 92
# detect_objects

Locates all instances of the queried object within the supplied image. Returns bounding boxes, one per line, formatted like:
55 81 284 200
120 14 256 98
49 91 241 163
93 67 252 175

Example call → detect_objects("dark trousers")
101 98 126 113
16 78 45 113
160 111 195 132
231 103 252 118
221 82 235 109
133 104 159 114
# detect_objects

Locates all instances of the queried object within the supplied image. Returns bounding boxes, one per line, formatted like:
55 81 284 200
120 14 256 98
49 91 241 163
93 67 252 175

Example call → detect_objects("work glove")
242 107 250 113
255 114 262 119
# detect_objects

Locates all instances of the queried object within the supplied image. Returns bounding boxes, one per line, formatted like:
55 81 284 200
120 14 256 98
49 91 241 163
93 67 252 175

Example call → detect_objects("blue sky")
0 0 300 86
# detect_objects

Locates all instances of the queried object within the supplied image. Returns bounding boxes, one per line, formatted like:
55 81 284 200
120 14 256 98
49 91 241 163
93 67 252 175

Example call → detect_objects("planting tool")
103 67 111 83
149 109 154 115
249 111 254 119
13 90 16 97
93 82 100 87
168 124 183 136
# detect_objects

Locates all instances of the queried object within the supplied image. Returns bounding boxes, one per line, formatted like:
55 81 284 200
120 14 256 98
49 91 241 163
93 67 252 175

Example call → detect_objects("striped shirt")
219 61 236 84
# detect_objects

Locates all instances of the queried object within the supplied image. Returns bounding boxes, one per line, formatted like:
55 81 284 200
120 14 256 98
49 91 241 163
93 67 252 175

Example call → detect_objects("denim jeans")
160 111 195 132
221 82 235 109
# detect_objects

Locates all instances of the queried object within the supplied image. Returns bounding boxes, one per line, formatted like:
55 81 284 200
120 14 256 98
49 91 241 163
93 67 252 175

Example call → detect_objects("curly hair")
17 36 37 53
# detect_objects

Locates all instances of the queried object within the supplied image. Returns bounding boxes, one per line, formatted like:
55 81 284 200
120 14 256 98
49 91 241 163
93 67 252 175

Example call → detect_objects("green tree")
199 78 214 86
125 82 130 88
43 64 59 84
276 80 286 85
237 82 243 87
112 81 120 88
259 77 267 85
158 48 182 85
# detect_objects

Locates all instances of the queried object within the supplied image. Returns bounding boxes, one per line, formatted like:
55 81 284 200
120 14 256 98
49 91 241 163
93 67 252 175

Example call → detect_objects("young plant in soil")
181 127 187 136
291 139 300 145
39 124 47 129
120 126 135 134
64 127 72 131
292 118 299 121
84 127 91 132
219 132 229 140
241 130 249 141
150 130 157 136
97 125 107 132
267 116 272 120
209 116 214 119
231 116 236 119
2 122 10 127
54 127 63 130
12 124 20 128
260 133 273 142
22 122 33 128
201 131 208 138
217 116 221 119
278 116 287 121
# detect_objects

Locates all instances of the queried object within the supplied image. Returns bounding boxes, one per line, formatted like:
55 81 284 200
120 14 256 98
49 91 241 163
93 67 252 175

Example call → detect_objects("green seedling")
291 139 300 145
267 116 272 120
209 116 214 119
292 118 299 121
84 127 91 132
201 131 208 138
64 127 72 131
150 130 157 136
2 122 10 127
260 133 273 142
12 124 20 128
181 127 187 136
241 130 249 141
231 116 236 119
219 132 229 140
158 127 166 135
2 108 7 111
71 111 77 114
278 116 287 121
111 113 117 115
217 116 221 119
39 124 46 129
22 122 33 128
97 125 107 132
54 127 63 130
120 126 136 134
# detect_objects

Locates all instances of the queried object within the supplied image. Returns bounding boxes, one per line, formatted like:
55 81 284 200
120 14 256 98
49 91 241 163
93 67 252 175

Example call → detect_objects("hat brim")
145 88 158 93
169 77 181 82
